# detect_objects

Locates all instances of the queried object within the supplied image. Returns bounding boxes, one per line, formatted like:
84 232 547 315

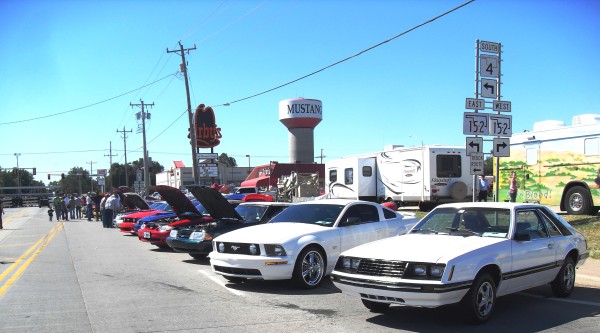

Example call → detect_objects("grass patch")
412 211 599 260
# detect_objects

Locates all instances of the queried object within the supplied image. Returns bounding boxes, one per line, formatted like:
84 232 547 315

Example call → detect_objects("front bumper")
209 251 294 281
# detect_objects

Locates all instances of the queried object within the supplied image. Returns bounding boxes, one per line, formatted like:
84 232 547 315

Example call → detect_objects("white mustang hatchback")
209 199 418 289
331 202 589 323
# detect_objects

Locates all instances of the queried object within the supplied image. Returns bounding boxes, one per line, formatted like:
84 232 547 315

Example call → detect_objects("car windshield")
411 207 511 238
235 205 268 223
269 204 344 227
150 202 172 212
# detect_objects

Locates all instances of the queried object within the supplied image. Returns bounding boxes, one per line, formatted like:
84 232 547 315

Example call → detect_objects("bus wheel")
565 186 591 215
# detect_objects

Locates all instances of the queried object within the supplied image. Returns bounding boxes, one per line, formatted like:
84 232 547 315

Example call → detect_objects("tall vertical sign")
463 40 512 200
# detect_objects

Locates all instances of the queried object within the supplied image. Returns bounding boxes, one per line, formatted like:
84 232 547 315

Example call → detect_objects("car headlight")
264 244 286 256
249 244 258 255
158 225 173 232
406 262 446 280
169 230 178 238
217 242 225 253
140 224 146 229
336 256 362 273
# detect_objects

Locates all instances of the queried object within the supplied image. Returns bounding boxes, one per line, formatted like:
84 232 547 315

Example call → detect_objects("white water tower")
278 98 322 163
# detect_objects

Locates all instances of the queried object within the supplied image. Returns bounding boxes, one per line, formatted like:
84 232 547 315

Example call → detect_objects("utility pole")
315 149 326 164
117 127 132 187
86 160 96 192
14 153 21 194
130 100 153 195
167 41 199 184
104 141 118 188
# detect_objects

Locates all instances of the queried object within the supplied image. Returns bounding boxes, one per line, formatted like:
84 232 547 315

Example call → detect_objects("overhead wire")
212 0 476 108
0 73 177 126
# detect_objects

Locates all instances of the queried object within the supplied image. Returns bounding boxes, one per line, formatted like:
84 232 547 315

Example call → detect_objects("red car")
138 185 212 248
117 200 169 233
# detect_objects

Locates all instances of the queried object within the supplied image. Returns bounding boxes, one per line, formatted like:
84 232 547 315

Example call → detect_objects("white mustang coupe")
209 199 418 289
331 202 589 323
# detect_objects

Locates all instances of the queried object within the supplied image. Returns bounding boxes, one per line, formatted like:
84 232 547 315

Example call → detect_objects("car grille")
357 259 407 278
218 242 261 255
176 228 194 239
213 265 261 276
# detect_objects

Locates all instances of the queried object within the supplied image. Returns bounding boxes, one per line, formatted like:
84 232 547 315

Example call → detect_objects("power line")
0 73 177 126
212 0 475 108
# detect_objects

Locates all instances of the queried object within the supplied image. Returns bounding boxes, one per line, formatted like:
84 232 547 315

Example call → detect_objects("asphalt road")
1 207 599 333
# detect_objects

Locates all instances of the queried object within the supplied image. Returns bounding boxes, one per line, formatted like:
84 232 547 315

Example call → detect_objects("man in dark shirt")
93 192 103 221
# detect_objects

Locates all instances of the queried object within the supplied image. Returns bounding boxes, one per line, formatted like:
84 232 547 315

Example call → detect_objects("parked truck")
325 145 473 210
496 114 600 215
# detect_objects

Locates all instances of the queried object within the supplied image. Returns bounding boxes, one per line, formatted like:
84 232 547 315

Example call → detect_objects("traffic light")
33 168 36 175
61 173 65 179
48 173 51 180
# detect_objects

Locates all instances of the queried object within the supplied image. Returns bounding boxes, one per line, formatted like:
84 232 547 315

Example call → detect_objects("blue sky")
1 0 599 185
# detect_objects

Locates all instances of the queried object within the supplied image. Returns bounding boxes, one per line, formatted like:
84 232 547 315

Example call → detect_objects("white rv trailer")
496 114 600 215
325 145 473 210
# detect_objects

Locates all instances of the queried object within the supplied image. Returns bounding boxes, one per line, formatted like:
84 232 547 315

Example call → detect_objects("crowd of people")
48 191 122 228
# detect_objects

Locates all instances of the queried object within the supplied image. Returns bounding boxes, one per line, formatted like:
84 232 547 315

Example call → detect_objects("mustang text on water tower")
278 98 323 128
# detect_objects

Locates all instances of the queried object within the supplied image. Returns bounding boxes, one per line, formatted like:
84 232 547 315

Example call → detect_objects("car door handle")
547 243 555 249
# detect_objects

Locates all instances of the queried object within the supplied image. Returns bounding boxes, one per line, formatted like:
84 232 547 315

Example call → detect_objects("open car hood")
120 192 151 210
188 185 242 220
155 185 200 216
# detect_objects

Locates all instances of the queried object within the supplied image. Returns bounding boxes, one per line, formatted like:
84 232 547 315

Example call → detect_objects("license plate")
143 232 151 239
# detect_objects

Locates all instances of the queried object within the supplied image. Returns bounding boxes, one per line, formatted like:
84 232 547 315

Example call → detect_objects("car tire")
190 253 207 260
461 272 496 324
292 246 325 289
565 186 591 215
361 299 390 313
551 256 575 297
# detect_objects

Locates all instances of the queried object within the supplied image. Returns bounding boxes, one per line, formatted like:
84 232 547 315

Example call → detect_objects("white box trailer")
325 145 473 210
496 114 600 215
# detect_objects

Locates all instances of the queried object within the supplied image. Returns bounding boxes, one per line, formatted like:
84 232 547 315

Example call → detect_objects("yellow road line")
0 223 63 294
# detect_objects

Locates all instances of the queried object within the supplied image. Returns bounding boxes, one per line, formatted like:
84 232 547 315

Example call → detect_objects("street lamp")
14 153 21 193
246 155 251 174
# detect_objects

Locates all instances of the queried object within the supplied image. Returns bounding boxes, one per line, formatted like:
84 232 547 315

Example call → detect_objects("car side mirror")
514 232 531 241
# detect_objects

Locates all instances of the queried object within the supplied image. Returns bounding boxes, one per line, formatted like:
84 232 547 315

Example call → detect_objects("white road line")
520 292 600 307
198 270 246 297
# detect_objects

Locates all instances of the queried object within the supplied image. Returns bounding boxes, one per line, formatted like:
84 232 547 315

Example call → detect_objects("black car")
166 186 292 259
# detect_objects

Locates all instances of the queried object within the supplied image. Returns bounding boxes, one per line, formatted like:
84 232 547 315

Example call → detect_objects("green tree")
218 153 237 167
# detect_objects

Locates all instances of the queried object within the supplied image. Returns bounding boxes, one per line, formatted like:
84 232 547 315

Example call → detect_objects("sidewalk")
576 258 600 288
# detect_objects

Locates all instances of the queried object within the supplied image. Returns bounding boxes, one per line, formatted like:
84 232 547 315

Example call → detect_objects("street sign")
198 163 218 178
197 153 218 159
492 138 511 157
466 137 483 156
463 112 489 135
493 100 512 112
470 153 485 175
489 114 512 137
479 41 500 54
465 98 485 110
479 55 499 78
480 78 498 99
97 169 107 177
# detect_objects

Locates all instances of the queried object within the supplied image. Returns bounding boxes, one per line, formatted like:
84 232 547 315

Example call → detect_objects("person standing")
86 193 94 221
74 194 82 219
93 192 102 221
61 196 69 221
103 191 121 228
478 175 490 202
53 195 62 221
0 201 4 229
509 171 520 202
68 195 76 219
48 206 54 221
